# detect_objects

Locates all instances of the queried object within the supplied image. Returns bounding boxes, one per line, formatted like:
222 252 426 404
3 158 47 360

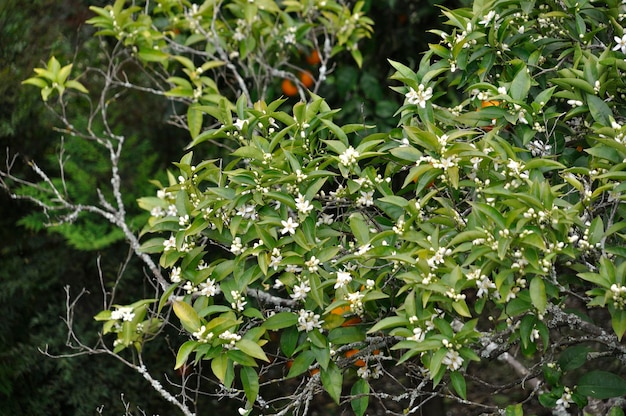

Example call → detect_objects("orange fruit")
344 349 366 367
299 71 314 89
306 50 321 65
481 100 501 108
330 304 351 315
281 79 298 97
341 316 362 327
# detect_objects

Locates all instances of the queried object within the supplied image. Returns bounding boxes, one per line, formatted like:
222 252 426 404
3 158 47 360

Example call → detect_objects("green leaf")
280 326 299 357
450 371 467 399
578 371 626 399
328 326 366 345
240 366 259 404
557 345 592 371
350 378 370 416
263 312 298 330
94 310 112 321
187 105 203 139
505 403 523 416
138 48 170 63
610 307 626 341
175 340 199 370
510 65 531 101
588 216 604 246
586 94 611 125
349 213 370 245
287 350 316 378
529 277 547 314
367 316 407 333
452 299 472 318
320 361 343 404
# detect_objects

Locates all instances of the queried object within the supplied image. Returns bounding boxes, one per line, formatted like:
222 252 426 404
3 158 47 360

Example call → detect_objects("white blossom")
407 327 425 342
170 266 182 283
476 276 496 298
163 235 177 251
356 190 375 207
305 256 320 273
291 280 311 301
334 270 353 289
405 84 433 108
198 279 220 297
219 329 242 349
269 247 283 270
295 193 314 214
442 349 464 371
233 118 247 130
614 34 626 54
280 217 299 235
150 206 165 218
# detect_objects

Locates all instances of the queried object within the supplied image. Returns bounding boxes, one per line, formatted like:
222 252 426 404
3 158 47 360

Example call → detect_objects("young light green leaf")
175 340 199 370
529 277 547 314
172 300 201 332
235 339 270 362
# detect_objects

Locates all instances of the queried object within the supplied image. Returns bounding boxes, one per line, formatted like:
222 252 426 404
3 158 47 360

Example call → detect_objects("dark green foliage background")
0 0 460 414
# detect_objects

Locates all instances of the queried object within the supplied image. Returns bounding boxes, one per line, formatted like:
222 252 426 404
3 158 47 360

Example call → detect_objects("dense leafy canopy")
8 0 626 415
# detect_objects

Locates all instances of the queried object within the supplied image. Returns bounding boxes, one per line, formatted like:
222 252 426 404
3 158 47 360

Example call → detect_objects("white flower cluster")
427 246 452 269
357 362 382 380
611 283 626 309
219 330 242 349
405 84 433 108
555 386 573 410
111 306 135 322
338 146 360 167
295 193 314 215
305 256 320 273
346 291 365 315
297 309 324 332
269 247 282 270
192 325 214 343
230 236 245 255
230 290 247 312
442 348 464 371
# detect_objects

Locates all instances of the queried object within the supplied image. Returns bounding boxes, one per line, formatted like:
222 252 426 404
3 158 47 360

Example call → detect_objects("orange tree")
9 0 626 415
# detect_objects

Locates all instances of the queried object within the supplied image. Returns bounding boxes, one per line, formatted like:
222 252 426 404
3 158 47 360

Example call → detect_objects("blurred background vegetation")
0 0 461 413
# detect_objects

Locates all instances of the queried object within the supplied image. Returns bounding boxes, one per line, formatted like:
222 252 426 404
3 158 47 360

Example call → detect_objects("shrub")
11 0 626 415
